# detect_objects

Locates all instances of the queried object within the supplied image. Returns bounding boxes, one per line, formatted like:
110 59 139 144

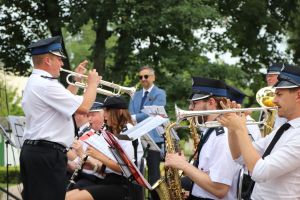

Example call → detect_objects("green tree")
0 77 24 116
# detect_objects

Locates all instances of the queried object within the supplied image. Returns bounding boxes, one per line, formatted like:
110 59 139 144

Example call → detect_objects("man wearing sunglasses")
129 65 166 200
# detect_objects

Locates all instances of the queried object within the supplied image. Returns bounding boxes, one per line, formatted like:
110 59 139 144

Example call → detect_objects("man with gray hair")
129 65 166 200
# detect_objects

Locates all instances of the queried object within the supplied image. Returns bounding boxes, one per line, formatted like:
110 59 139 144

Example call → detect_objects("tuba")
256 86 277 137
152 122 185 200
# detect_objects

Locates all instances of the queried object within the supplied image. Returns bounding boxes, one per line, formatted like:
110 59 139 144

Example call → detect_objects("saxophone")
152 122 185 200
188 117 199 150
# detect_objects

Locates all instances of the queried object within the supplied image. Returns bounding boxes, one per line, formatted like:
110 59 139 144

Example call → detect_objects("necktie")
140 91 149 110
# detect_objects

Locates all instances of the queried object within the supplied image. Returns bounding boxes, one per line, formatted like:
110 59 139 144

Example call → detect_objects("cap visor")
188 93 211 101
50 51 66 58
267 72 280 75
273 80 299 89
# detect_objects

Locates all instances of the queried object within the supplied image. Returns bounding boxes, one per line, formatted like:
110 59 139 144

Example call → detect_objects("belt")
188 195 214 200
24 139 67 154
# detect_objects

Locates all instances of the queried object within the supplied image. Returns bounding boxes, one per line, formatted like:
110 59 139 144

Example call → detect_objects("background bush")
0 166 21 184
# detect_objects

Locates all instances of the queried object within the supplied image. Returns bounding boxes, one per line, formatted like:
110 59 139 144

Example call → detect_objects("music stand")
7 116 25 149
141 133 161 152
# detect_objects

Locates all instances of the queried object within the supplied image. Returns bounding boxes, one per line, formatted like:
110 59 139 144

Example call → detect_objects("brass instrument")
60 68 136 97
256 86 277 137
152 122 185 200
188 118 199 150
175 105 274 128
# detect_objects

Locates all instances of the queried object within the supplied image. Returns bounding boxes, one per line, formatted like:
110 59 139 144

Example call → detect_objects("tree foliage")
1 0 300 113
0 74 24 117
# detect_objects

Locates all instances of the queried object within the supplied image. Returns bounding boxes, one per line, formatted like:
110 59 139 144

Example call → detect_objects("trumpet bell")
256 86 276 107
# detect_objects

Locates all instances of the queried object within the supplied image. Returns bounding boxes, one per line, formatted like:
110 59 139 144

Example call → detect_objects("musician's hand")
165 153 188 170
217 112 247 132
86 146 102 161
87 69 101 88
74 60 88 82
67 160 77 171
183 190 190 199
71 140 85 158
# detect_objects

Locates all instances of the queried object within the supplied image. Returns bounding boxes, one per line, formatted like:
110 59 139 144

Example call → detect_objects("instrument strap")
188 128 215 195
244 122 291 198
72 114 79 138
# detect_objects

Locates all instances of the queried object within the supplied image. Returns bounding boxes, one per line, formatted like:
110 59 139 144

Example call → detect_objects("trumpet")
175 104 276 128
60 68 136 97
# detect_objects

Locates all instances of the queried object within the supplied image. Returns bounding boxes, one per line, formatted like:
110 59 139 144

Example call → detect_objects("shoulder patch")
215 127 225 136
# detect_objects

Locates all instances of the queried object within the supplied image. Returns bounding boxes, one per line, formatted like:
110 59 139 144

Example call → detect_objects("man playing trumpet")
218 65 300 199
20 36 101 200
165 77 239 200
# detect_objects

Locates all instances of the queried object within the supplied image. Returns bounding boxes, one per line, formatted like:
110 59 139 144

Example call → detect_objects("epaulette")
215 127 225 136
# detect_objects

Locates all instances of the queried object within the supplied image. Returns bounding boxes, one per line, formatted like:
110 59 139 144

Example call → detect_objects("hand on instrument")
218 99 247 131
86 146 104 161
87 69 101 88
165 153 187 170
71 140 85 158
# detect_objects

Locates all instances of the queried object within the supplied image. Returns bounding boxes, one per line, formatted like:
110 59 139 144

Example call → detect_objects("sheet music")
117 115 168 141
142 105 168 117
81 133 115 161
7 115 26 148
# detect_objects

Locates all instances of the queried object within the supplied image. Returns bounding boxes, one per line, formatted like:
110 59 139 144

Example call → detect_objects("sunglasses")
139 75 151 80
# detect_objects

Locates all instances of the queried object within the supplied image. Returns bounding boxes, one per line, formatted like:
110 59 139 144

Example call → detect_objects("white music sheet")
117 115 169 141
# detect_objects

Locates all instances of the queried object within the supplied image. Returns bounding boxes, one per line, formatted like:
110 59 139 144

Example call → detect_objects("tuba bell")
256 86 277 137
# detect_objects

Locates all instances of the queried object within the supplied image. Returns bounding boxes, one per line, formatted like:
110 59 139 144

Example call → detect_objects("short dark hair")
139 65 155 75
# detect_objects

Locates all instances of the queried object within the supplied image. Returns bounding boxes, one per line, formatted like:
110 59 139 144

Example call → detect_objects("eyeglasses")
139 75 151 80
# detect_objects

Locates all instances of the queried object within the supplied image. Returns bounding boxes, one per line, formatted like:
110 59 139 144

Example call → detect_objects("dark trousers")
146 145 162 200
188 195 214 200
85 173 132 200
20 144 67 200
181 176 192 191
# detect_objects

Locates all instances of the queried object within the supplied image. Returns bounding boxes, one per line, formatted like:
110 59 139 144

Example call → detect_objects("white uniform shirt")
22 69 83 147
192 128 239 200
246 115 262 141
252 117 300 200
122 123 144 168
76 123 136 176
273 115 287 129
236 117 300 200
104 123 135 175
